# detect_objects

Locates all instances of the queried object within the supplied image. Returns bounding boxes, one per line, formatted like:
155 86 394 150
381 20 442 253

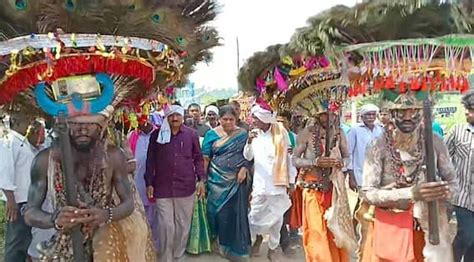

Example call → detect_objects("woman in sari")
202 105 252 261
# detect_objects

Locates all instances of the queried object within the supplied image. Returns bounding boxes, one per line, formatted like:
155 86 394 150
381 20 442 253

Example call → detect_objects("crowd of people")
1 91 473 262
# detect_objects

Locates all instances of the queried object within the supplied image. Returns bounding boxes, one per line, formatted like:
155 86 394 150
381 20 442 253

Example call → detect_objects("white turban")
359 104 379 115
205 105 219 116
157 105 184 144
251 105 276 124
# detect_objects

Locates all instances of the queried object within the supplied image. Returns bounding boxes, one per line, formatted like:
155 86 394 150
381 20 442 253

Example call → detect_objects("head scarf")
359 104 379 115
251 104 276 124
205 105 219 116
157 105 184 144
250 104 290 186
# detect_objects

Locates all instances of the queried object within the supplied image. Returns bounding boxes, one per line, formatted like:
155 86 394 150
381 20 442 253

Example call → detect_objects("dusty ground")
186 240 306 262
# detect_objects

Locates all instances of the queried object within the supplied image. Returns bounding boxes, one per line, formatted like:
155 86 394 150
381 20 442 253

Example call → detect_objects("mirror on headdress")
52 75 102 103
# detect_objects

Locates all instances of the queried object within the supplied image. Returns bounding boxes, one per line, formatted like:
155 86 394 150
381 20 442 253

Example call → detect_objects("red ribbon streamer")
0 55 155 105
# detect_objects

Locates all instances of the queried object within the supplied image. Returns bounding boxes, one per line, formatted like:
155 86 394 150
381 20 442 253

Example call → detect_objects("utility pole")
236 36 240 74
236 36 242 90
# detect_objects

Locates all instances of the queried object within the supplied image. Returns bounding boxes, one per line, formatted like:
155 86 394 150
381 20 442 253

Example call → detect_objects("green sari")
202 126 251 258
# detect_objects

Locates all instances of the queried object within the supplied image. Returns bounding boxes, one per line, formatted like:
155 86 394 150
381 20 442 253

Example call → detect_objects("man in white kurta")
243 105 296 262
0 115 40 262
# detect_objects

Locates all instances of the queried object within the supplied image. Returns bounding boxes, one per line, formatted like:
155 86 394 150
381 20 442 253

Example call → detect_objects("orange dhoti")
289 186 303 230
360 208 425 262
302 187 349 262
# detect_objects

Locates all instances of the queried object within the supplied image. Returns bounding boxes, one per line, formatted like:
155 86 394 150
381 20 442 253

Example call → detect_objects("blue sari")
202 126 251 258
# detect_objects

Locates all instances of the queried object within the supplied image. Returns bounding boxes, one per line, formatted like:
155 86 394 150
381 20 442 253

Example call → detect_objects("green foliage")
199 88 237 106
355 94 383 109
289 0 473 55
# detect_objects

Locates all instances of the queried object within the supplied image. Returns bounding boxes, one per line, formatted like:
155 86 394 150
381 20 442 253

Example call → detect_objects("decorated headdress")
381 90 429 110
342 35 473 107
297 1 474 109
0 0 220 119
238 44 348 117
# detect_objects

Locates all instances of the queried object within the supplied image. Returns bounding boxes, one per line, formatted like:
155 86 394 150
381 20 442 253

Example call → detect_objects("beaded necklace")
385 128 425 186
311 125 323 160
43 148 110 261
310 123 339 183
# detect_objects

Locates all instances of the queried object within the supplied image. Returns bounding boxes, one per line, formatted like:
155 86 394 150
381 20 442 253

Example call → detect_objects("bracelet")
105 206 113 224
54 220 64 231
50 209 63 231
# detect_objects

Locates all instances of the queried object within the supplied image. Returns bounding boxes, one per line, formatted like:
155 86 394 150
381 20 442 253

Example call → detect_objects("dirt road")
186 240 306 262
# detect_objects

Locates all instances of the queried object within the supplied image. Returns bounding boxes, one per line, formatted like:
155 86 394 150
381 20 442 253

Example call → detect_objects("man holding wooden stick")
292 102 357 262
24 104 136 261
360 91 457 262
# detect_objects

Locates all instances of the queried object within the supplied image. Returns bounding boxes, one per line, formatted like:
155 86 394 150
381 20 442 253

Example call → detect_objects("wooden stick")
423 99 440 245
56 114 85 261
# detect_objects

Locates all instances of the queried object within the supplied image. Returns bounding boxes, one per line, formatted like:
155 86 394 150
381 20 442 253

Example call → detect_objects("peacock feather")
289 0 473 55
238 0 474 114
0 0 41 39
238 44 287 92
0 0 220 114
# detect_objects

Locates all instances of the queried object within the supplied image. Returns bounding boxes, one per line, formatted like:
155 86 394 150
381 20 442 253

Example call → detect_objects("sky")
189 0 359 90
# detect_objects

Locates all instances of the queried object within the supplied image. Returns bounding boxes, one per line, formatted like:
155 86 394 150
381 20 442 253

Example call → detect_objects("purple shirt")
145 125 205 198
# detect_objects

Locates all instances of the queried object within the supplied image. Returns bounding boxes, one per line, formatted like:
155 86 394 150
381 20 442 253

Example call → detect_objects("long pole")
236 36 240 75
56 114 85 261
423 99 440 245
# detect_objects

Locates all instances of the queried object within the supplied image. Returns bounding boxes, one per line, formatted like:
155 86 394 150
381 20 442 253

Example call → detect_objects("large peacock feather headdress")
288 0 474 109
0 0 220 118
237 18 350 117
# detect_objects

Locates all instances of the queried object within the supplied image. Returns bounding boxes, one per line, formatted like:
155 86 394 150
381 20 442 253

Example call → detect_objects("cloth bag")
186 196 212 254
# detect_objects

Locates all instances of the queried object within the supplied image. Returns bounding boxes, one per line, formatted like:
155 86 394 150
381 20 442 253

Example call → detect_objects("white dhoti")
248 194 291 250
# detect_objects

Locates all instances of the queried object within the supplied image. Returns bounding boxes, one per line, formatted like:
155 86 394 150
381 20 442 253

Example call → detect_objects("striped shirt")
446 123 474 211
